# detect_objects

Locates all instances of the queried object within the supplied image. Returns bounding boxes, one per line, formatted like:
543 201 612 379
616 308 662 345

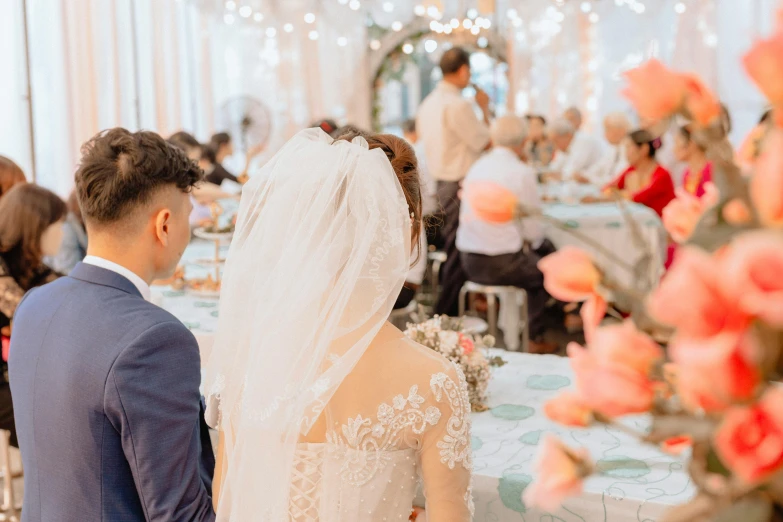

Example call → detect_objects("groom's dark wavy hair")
75 128 203 226
333 127 423 263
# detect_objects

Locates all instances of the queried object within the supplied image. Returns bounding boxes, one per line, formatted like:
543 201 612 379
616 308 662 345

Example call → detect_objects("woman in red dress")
674 125 712 197
604 129 676 216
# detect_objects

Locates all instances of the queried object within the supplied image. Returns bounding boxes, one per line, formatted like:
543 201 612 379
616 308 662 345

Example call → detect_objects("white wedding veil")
203 128 412 521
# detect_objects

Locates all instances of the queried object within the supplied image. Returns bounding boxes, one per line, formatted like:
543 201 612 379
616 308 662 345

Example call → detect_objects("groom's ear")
153 208 173 247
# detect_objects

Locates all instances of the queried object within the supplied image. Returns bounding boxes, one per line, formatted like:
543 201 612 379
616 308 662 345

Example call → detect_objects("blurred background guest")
393 230 428 311
402 119 438 218
52 191 88 274
547 118 605 182
674 125 712 197
204 133 238 185
524 115 554 167
417 47 491 316
0 184 66 447
0 156 27 200
457 116 559 354
581 112 631 185
563 106 583 131
605 129 675 216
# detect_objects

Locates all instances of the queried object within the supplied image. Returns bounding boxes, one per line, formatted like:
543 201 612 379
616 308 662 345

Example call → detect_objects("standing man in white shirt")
546 118 605 182
580 112 631 185
416 47 491 315
458 116 560 354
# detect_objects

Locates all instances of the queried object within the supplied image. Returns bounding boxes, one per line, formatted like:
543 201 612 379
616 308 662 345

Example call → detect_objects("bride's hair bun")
333 127 422 258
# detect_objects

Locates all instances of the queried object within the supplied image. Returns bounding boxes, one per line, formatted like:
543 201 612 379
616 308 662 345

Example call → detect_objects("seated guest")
524 115 554 167
0 184 66 446
547 118 605 181
457 116 559 353
605 130 675 216
53 191 88 273
579 112 631 185
674 125 712 197
563 106 584 131
0 156 26 199
394 228 427 310
205 133 239 185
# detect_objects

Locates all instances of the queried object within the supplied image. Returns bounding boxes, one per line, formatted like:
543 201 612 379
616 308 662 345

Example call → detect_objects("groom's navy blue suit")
9 263 215 522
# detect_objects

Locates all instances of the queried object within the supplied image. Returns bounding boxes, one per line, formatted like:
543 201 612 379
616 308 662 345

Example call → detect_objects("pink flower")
662 189 709 243
743 27 783 110
647 247 749 339
544 392 593 427
670 331 761 413
661 435 693 456
721 232 783 326
580 295 606 343
622 59 687 122
523 436 591 512
751 128 783 227
537 247 601 302
715 387 783 484
567 323 663 418
458 333 475 355
682 74 722 127
464 181 518 224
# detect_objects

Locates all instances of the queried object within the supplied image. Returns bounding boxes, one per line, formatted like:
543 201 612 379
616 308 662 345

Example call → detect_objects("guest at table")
457 116 559 354
52 190 88 274
204 133 238 186
0 184 66 447
394 228 428 311
547 118 605 181
580 112 631 185
0 156 26 200
563 107 583 131
524 115 554 167
605 129 675 216
417 47 491 316
674 125 712 198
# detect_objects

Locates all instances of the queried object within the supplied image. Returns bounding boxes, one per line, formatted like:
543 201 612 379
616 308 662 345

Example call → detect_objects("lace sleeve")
0 267 26 321
418 363 474 522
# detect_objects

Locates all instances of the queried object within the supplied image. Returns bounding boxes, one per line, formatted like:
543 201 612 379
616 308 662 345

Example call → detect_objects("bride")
203 128 473 521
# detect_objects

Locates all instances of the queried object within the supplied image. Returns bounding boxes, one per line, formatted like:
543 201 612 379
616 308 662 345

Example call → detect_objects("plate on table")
193 227 234 242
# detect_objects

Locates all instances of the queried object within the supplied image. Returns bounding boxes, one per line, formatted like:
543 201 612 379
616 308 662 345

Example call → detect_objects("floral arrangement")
466 7 783 520
404 315 501 412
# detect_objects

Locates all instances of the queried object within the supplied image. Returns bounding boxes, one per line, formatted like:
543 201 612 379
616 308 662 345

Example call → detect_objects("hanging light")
304 12 315 23
283 23 294 32
224 13 235 24
467 8 478 19
444 25 452 34
370 39 381 50
470 25 480 35
675 2 686 13
402 42 414 54
349 0 361 10
309 30 319 40
480 18 491 28
589 12 599 22
225 0 236 10
463 19 473 29
391 21 403 31
382 2 394 13
266 27 276 37
580 2 592 13
424 39 437 53
477 36 488 48
239 5 252 17
338 0 348 4
337 36 348 46
414 4 426 16
253 12 263 22
450 18 460 28
512 18 523 27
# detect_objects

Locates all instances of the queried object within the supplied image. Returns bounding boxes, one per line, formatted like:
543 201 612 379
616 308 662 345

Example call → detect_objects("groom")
9 129 215 521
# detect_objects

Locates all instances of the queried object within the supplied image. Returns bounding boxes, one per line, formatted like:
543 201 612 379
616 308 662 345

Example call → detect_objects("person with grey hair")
547 117 605 181
564 107 583 130
457 116 560 354
579 112 632 185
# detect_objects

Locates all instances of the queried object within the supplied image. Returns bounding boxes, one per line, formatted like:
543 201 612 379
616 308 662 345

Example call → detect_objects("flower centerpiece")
404 315 501 412
466 6 783 519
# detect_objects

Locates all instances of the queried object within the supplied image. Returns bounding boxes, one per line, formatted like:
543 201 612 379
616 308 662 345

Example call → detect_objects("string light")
477 36 488 48
427 6 441 19
225 0 236 10
284 23 294 32
414 4 426 16
675 2 686 13
266 27 276 37
467 8 478 19
391 21 403 31
382 2 394 13
424 39 437 53
304 12 315 23
253 12 263 22
450 18 460 28
239 5 252 17
308 30 319 40
429 20 441 31
338 0 348 4
444 25 452 34
470 25 480 35
348 0 360 10
337 36 348 46
480 18 491 29
512 18 523 27
463 19 473 29
224 13 235 24
370 39 381 50
402 42 414 54
589 12 599 23
580 2 592 13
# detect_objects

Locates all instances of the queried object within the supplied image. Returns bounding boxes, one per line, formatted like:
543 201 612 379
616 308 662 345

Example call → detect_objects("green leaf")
706 449 731 477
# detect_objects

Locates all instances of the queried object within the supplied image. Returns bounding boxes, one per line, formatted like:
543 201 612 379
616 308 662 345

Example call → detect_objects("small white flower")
377 403 395 424
393 394 407 410
424 406 441 425
372 424 385 438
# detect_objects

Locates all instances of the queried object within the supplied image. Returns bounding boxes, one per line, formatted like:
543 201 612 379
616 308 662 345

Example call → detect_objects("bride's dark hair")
332 128 422 260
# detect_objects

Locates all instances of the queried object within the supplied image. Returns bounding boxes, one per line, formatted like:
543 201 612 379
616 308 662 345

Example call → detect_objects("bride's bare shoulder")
364 324 458 378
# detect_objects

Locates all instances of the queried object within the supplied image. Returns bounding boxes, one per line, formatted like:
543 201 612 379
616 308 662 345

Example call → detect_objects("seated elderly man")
580 112 632 185
546 118 605 182
457 116 561 354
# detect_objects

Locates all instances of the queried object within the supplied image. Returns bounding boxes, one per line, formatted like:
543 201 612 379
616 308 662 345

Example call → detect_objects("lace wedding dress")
204 129 473 521
289 326 473 522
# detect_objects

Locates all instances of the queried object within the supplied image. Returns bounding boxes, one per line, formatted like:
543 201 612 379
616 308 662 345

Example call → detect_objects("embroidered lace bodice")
287 333 474 522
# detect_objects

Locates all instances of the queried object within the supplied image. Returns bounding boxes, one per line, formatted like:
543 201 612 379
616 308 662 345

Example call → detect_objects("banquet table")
154 265 693 520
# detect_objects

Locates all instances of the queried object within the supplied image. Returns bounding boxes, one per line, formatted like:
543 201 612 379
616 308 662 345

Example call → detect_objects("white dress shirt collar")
82 256 151 301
